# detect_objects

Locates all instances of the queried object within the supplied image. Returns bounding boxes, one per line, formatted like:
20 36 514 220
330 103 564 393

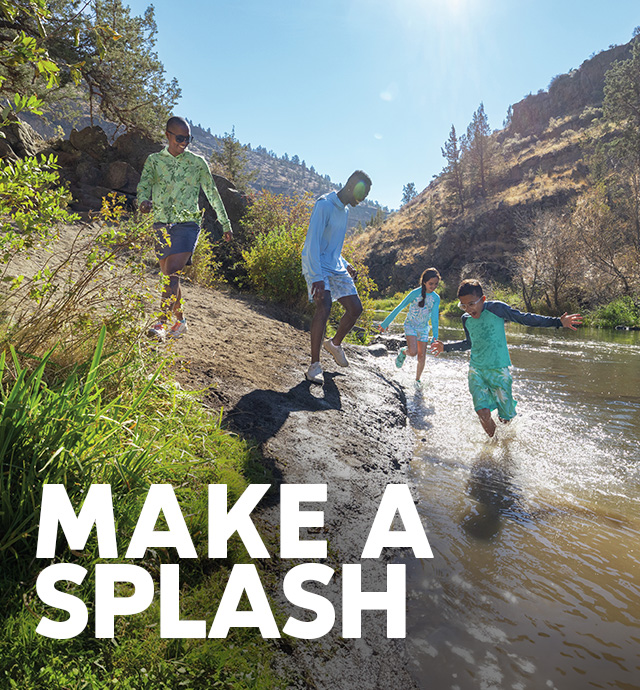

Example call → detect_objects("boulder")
69 126 109 160
106 160 140 194
0 118 45 157
112 131 162 171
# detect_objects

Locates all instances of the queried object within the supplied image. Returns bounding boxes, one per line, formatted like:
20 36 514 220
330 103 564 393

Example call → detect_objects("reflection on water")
382 320 640 689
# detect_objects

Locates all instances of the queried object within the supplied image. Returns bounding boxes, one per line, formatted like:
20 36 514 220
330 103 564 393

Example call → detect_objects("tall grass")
0 326 162 561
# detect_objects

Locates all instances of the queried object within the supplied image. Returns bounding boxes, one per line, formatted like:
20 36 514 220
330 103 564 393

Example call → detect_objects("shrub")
242 222 308 306
587 296 640 328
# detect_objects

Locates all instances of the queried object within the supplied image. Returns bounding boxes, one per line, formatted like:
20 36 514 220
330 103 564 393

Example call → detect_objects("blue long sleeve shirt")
301 192 350 283
443 301 562 369
380 288 440 340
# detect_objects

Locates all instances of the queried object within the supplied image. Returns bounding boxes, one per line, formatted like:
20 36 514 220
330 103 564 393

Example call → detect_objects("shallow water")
383 320 640 690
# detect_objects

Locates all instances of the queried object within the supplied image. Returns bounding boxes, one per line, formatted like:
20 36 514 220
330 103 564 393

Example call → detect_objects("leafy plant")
587 296 639 328
0 326 162 560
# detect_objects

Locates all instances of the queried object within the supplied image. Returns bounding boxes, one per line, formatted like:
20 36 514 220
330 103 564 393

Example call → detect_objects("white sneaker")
323 338 349 367
168 319 188 338
306 362 324 384
147 322 166 339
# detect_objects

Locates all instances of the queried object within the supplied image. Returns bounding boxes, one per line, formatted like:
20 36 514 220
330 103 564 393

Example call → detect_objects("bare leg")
416 340 428 381
332 294 363 346
476 408 496 438
159 252 191 321
310 291 332 363
405 334 418 357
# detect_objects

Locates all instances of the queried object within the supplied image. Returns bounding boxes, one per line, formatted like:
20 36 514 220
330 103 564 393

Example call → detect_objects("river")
381 319 640 690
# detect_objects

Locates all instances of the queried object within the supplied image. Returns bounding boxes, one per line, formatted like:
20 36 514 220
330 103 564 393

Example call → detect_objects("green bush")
587 296 640 328
242 223 308 306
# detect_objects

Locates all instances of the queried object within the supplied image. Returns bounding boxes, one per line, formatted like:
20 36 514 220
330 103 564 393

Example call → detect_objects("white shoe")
306 362 324 384
168 319 188 338
323 338 349 367
147 322 166 339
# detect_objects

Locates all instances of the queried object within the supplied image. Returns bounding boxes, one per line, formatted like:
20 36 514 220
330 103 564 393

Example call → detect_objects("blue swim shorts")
467 365 517 421
303 270 357 302
404 326 431 342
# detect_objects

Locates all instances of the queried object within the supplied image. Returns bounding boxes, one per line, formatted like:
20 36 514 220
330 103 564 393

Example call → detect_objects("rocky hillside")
354 41 633 295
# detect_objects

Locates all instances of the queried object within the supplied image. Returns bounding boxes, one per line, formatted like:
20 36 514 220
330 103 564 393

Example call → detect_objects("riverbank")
167 283 420 689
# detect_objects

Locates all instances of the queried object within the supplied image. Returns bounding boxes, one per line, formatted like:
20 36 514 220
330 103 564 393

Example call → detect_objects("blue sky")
124 0 639 209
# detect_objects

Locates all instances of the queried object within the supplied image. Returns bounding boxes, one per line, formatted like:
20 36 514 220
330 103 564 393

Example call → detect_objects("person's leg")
405 335 418 357
310 291 332 363
494 367 517 424
476 408 496 437
416 340 428 381
332 294 363 345
159 251 191 321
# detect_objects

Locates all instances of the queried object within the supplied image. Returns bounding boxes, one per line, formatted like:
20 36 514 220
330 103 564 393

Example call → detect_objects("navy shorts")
154 221 201 265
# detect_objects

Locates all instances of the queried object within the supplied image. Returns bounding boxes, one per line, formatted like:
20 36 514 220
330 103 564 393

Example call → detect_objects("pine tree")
209 126 258 193
39 0 181 137
401 182 417 205
441 124 465 213
465 102 492 196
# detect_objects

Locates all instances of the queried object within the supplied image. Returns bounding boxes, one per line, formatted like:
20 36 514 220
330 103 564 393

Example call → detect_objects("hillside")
354 41 633 296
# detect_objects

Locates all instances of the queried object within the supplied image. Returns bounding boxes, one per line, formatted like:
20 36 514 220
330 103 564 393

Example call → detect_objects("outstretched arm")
380 288 422 331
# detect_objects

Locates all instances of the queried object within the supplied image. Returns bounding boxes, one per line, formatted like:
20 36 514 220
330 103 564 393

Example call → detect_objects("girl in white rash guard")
380 267 441 387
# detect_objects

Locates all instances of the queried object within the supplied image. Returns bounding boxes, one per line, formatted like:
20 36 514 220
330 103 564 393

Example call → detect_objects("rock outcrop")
0 121 248 235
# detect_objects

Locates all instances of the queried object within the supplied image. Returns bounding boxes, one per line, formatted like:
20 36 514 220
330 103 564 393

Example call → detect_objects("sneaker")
305 362 324 385
148 322 166 339
323 338 349 367
168 319 188 338
414 379 423 390
395 347 407 368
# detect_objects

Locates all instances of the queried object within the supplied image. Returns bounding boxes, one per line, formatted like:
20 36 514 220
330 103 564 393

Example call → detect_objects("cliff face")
355 39 633 295
510 43 631 135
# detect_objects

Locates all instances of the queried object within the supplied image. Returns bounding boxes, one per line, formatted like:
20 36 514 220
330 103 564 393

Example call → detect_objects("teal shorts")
467 366 517 421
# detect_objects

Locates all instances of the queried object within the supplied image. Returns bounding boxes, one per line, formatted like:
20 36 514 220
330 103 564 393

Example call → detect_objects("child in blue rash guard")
431 279 582 438
380 268 441 386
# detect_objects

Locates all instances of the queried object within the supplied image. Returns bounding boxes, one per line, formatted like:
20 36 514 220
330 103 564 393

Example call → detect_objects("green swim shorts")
467 365 517 421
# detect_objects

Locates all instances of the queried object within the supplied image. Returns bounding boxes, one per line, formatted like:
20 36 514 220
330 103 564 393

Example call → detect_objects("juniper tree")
209 126 258 193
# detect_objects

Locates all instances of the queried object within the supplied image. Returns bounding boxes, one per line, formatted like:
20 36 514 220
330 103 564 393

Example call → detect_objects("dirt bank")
169 285 419 690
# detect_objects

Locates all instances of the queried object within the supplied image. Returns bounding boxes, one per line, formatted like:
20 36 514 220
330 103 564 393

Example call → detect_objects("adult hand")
560 312 583 330
139 200 152 214
430 340 444 356
223 230 233 242
311 281 325 302
346 264 358 281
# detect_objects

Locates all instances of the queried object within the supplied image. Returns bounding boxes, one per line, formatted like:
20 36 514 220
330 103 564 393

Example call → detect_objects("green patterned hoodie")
137 147 232 233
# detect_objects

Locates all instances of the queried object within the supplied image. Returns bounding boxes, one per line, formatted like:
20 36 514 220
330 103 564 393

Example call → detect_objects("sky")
123 0 639 209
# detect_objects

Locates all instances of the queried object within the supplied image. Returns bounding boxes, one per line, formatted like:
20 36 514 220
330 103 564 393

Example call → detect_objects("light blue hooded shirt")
301 191 350 283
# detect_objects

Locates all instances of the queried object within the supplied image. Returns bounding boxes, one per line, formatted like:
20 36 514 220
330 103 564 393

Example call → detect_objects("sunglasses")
457 296 483 311
167 131 193 144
